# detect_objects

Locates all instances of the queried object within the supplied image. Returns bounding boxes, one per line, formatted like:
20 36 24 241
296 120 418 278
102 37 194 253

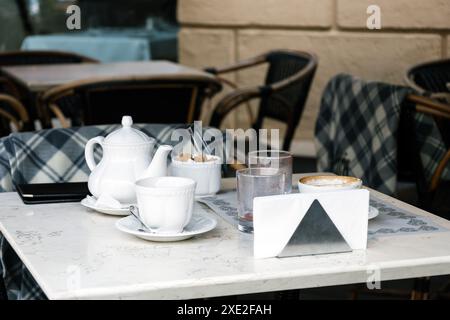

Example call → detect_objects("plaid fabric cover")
0 123 224 300
0 137 13 193
413 112 450 183
315 73 449 195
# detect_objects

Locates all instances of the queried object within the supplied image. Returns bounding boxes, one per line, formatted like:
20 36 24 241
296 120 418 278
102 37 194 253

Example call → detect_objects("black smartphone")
16 182 90 204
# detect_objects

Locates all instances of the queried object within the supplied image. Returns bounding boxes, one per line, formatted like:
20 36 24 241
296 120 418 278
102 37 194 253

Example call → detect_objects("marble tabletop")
1 174 450 300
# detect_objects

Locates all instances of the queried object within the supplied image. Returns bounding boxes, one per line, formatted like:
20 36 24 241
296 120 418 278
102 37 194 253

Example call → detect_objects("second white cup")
135 176 196 234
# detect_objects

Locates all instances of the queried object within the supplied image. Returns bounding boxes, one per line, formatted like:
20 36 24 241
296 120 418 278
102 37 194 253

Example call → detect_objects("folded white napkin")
87 194 123 209
253 189 369 258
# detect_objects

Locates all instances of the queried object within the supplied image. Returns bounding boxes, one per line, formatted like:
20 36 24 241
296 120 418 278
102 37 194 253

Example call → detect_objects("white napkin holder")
253 189 369 258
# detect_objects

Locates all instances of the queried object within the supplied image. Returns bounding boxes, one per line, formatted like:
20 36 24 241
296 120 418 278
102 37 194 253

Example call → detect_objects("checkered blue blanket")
0 123 224 300
315 74 449 196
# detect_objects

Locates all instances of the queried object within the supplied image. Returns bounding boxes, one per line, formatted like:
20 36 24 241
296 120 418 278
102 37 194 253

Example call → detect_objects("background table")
21 27 178 63
0 61 214 93
0 174 450 299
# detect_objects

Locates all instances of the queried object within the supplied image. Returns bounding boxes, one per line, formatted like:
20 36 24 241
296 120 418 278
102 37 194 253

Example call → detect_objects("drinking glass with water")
236 168 285 233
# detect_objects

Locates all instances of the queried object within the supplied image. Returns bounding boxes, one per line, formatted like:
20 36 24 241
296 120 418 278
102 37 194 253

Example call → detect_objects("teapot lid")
104 116 153 145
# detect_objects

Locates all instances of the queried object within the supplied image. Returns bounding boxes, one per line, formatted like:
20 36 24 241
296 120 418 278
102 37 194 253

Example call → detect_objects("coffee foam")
299 175 361 187
306 178 350 186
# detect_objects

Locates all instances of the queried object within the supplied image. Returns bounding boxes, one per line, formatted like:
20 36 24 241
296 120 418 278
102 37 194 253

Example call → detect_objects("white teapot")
84 116 173 204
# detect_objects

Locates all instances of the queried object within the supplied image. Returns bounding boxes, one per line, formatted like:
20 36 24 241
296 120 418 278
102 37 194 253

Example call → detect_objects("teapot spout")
139 145 173 180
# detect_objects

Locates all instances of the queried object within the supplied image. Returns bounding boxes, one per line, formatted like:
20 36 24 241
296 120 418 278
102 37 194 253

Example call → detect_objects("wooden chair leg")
276 289 301 300
411 277 431 300
350 285 360 300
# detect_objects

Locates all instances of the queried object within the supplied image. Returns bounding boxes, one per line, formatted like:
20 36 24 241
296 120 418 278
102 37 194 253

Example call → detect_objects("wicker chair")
403 94 450 215
405 58 450 103
40 75 222 127
206 50 318 152
0 94 30 137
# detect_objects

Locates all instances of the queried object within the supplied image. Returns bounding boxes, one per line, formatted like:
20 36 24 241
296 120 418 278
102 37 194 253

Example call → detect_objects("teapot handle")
85 137 104 171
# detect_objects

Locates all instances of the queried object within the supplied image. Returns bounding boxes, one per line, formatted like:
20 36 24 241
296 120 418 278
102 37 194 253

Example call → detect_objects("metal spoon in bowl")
129 205 155 233
188 125 212 160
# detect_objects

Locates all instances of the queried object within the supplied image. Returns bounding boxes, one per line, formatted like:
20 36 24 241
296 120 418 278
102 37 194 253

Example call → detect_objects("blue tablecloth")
22 35 151 62
21 27 178 62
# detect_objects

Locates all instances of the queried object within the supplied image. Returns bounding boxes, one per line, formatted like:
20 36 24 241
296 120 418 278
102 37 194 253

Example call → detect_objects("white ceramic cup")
298 175 362 193
135 176 196 234
169 156 221 197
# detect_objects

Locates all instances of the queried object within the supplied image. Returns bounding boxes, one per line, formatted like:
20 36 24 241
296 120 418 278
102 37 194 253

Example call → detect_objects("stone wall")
178 0 450 155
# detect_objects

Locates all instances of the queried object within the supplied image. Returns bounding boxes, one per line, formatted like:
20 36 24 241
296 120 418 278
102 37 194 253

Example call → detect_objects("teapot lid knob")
102 115 154 145
122 116 133 127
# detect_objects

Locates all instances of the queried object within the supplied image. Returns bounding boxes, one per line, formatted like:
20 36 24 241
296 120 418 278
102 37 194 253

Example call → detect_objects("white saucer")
369 206 379 220
81 196 130 216
115 211 217 242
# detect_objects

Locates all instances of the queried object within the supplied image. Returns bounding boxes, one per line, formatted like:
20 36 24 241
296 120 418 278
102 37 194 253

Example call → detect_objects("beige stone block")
178 0 333 28
179 28 237 126
338 0 450 30
179 28 235 69
237 30 442 141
